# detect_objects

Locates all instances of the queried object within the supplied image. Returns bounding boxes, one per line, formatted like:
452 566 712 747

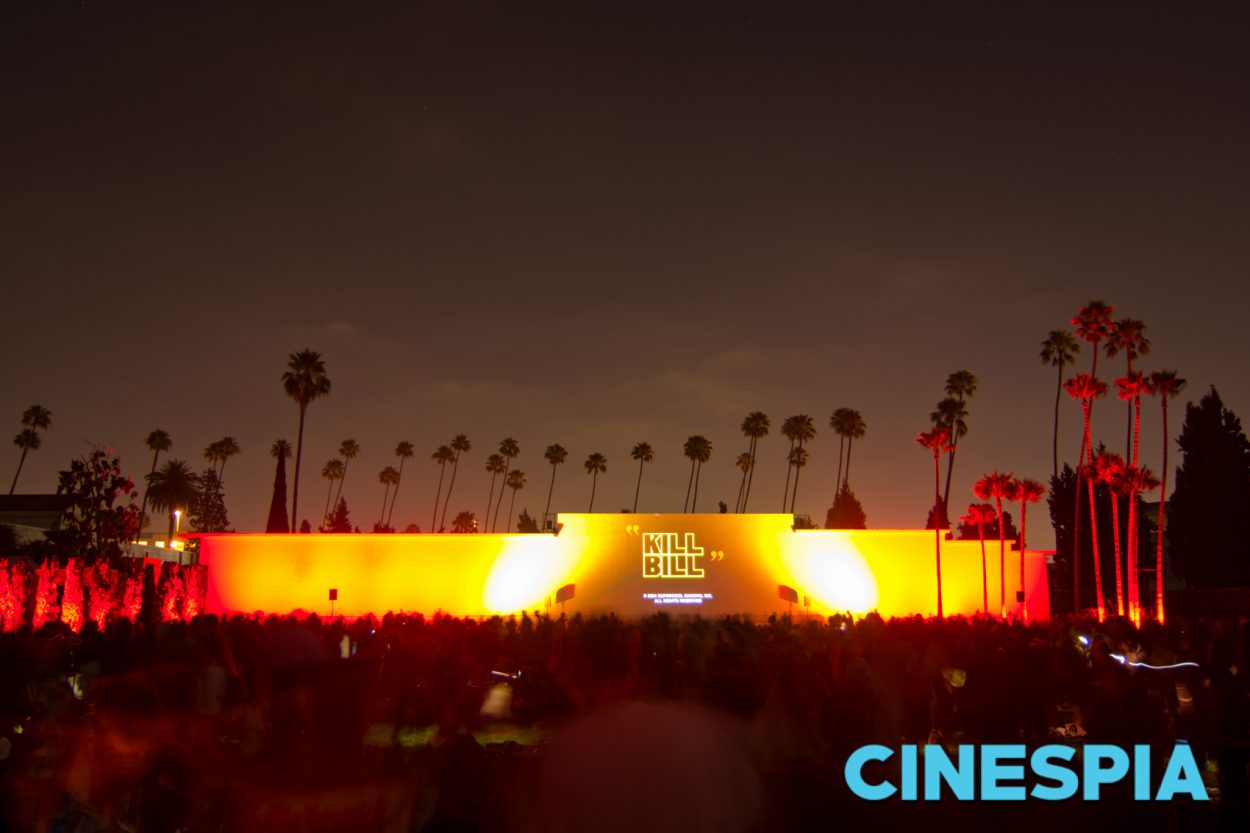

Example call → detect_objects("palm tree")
630 442 654 512
1092 451 1128 616
9 405 52 494
320 459 345 529
1122 464 1160 624
931 397 968 510
682 435 711 512
1040 330 1080 478
504 469 526 531
492 438 520 532
1148 370 1186 623
333 439 361 512
830 408 855 495
842 410 866 489
1065 372 1109 620
1106 319 1150 458
973 470 1015 618
430 445 455 531
584 452 607 512
282 350 331 532
451 511 477 533
217 437 241 478
739 412 770 512
484 453 506 529
138 429 172 523
542 444 567 528
916 427 954 618
1069 302 1114 606
690 436 713 512
266 439 292 533
378 466 400 528
146 460 200 544
942 371 978 510
787 445 809 513
733 452 753 514
387 441 415 528
1011 477 1046 622
960 502 996 613
439 435 472 531
780 415 815 510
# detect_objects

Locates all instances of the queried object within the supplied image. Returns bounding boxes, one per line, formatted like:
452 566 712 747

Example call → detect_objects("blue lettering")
1030 745 1078 800
1156 744 1208 801
845 745 896 800
924 744 974 800
981 744 1027 800
1084 745 1130 800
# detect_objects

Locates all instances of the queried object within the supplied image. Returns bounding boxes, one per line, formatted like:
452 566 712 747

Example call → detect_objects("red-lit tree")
1069 302 1115 610
1092 450 1127 616
916 426 954 618
1040 330 1080 479
974 470 1014 618
1010 478 1046 622
1065 372 1109 619
1107 319 1150 458
960 502 997 614
1147 370 1186 622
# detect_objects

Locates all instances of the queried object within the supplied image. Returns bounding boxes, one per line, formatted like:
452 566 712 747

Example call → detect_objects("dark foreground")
0 611 1243 832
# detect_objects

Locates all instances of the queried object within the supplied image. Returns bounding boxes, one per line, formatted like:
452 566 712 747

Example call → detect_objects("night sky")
3 1 1247 544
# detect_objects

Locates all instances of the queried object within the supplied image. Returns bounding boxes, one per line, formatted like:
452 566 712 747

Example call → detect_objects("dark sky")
3 1 1248 544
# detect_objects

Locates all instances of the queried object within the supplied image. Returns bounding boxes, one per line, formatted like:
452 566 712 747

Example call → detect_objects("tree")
46 447 142 565
451 511 477 533
690 436 713 512
1122 464 1159 623
916 426 953 617
788 445 809 513
825 485 867 530
266 439 292 533
139 429 172 527
204 437 240 479
1069 302 1114 608
517 509 540 533
1168 389 1250 588
959 503 997 613
682 435 711 513
10 405 52 494
439 435 471 531
492 438 520 532
1065 372 1109 618
1040 330 1080 479
1011 477 1046 622
190 468 230 533
739 411 770 512
320 459 345 529
333 439 361 511
542 444 567 528
1148 369 1186 622
484 453 507 530
733 452 752 515
389 441 415 529
430 445 454 531
830 408 855 496
378 466 400 528
1106 318 1150 459
1091 451 1128 616
841 410 867 490
584 452 607 512
630 442 654 512
326 497 353 533
282 350 331 533
780 415 815 510
974 470 1015 618
504 469 526 531
941 370 978 510
146 460 200 544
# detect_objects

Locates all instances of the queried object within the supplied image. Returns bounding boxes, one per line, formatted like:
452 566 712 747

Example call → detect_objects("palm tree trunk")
978 524 988 613
996 498 1006 618
589 472 597 512
781 439 795 510
380 484 391 526
835 435 845 497
323 479 335 529
789 457 802 514
1157 399 1170 623
743 438 757 511
844 439 854 490
333 458 350 513
292 404 307 532
1072 402 1089 611
684 459 695 513
933 453 943 618
734 463 746 513
432 464 446 532
139 449 160 525
692 462 702 513
1052 362 1063 479
634 459 645 513
220 458 229 481
492 457 512 532
1128 489 1139 623
9 447 30 495
1110 490 1124 617
942 443 957 514
506 487 517 532
439 454 460 531
485 473 498 532
1126 357 1134 459
1087 472 1106 621
167 510 176 544
1019 503 1030 622
388 457 407 528
544 465 557 527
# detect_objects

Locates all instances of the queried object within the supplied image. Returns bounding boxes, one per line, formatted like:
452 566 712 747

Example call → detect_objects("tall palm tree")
484 454 507 529
1106 319 1150 458
830 408 855 496
1148 370 1186 623
138 429 172 523
203 437 241 479
333 439 361 512
204 440 223 474
739 411 770 512
942 371 978 509
690 436 713 513
387 441 415 528
584 452 607 512
542 444 567 528
266 439 292 533
9 405 52 494
842 410 866 490
931 397 968 510
146 460 200 544
733 452 753 515
504 469 526 532
430 445 455 531
974 470 1015 618
451 511 478 533
492 438 520 532
960 502 996 613
682 435 710 513
378 466 400 528
630 442 654 512
1011 477 1047 622
780 415 815 510
1065 372 1109 620
1093 451 1128 616
1069 302 1114 606
916 427 954 618
1122 464 1160 624
787 445 809 514
282 350 331 533
320 459 345 529
1040 330 1080 479
439 435 472 531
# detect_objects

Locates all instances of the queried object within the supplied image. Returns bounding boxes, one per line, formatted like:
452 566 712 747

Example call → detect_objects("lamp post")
174 509 182 565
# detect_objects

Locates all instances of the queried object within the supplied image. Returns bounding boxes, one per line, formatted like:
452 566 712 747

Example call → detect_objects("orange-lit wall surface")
196 514 1050 620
